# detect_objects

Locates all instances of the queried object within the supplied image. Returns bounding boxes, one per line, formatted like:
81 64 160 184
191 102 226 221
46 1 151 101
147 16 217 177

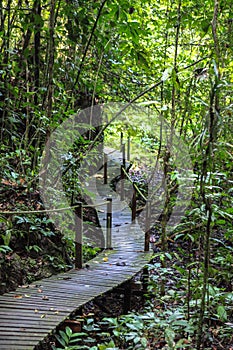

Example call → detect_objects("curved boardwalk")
0 147 153 350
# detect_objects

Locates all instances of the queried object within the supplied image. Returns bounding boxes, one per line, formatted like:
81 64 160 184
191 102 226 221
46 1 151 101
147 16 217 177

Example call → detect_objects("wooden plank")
0 314 61 322
0 344 37 350
0 310 66 319
0 339 43 344
0 324 55 331
16 289 105 300
0 338 44 341
0 331 48 337
0 293 83 304
0 346 33 350
0 303 74 313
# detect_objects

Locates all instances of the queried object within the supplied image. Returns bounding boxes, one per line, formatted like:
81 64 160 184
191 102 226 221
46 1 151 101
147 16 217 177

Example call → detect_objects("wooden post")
120 165 124 201
106 197 112 249
127 136 130 162
144 200 151 252
75 202 83 269
142 266 149 301
123 281 132 313
104 153 108 184
120 131 123 146
131 183 137 223
122 142 126 169
120 143 126 201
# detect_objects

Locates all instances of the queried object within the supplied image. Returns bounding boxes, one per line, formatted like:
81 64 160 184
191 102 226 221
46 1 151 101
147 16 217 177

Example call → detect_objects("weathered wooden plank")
0 324 55 331
0 331 48 336
0 303 74 313
0 344 37 350
0 295 91 306
0 345 33 350
5 288 104 298
0 334 47 341
0 339 42 346
0 318 60 327
0 315 65 324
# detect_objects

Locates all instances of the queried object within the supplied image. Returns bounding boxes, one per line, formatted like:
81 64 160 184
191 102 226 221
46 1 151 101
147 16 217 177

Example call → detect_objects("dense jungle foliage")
0 0 233 348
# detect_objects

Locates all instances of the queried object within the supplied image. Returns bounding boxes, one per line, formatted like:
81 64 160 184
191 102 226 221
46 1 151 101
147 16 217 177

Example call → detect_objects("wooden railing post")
120 143 126 201
75 202 83 268
144 200 151 252
104 153 108 184
120 131 123 146
120 165 125 201
131 183 137 223
122 142 126 169
127 136 130 162
142 266 149 298
106 197 112 249
123 281 132 313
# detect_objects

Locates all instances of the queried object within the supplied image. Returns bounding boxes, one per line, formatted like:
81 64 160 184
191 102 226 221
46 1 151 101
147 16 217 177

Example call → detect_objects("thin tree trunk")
196 2 220 339
34 0 41 106
47 0 55 121
0 0 11 143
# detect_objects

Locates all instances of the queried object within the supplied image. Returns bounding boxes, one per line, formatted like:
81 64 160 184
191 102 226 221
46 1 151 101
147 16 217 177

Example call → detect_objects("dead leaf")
1 179 17 186
19 178 25 185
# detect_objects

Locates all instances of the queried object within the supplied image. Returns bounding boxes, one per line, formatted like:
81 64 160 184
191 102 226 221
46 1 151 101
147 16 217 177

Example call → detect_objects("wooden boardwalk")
0 147 153 350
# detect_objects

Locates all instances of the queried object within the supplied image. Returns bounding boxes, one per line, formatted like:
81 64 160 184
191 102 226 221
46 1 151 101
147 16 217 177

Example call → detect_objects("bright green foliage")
0 0 233 348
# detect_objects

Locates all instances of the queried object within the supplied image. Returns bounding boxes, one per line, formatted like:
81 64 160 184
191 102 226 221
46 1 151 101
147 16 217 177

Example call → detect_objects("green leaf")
133 336 141 344
58 329 69 345
217 305 227 322
0 245 12 253
141 337 147 347
113 330 120 336
65 326 72 338
165 252 172 260
70 332 88 338
55 334 66 347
